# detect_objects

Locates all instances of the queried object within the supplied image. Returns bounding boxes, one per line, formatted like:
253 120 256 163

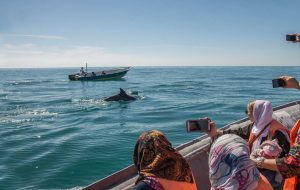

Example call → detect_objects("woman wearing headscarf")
209 76 300 189
211 97 300 190
209 133 272 190
246 100 290 155
237 100 290 189
249 76 300 190
133 130 197 190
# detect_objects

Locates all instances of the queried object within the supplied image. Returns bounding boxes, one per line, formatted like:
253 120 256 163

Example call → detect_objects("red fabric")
283 119 300 190
248 133 256 150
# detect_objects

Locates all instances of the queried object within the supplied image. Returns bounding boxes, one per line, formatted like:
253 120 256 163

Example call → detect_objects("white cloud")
0 43 149 68
0 43 297 68
7 34 66 40
0 43 219 68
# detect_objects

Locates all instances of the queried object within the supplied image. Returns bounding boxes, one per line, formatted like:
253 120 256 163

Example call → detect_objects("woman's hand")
280 76 300 90
203 118 222 138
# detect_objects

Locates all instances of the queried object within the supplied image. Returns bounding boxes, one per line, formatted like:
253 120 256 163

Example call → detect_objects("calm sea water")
0 67 299 190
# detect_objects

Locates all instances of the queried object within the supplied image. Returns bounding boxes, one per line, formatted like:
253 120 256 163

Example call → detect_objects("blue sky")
0 0 299 68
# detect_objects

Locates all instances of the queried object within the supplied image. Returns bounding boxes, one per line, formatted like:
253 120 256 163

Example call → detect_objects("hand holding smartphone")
272 78 286 88
186 118 210 132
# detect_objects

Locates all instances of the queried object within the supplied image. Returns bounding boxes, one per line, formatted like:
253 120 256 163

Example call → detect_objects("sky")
0 0 299 68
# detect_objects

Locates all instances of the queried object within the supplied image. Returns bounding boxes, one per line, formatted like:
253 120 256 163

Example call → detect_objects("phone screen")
272 79 286 88
186 119 210 132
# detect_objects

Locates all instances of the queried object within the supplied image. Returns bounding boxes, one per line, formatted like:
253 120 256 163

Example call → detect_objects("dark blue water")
0 67 299 189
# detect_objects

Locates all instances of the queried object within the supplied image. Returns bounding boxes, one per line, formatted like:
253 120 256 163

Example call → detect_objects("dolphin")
104 88 137 102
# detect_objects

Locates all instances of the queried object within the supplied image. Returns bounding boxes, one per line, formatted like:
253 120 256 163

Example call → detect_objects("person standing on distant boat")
80 67 85 75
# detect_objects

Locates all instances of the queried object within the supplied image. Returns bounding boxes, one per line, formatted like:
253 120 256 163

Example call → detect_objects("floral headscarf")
133 130 194 186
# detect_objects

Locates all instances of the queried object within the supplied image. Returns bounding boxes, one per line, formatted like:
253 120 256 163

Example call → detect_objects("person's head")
246 101 255 122
248 100 273 136
133 130 193 184
209 134 260 190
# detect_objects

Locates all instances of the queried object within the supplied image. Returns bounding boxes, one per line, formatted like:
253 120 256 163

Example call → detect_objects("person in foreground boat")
204 99 290 189
246 100 290 189
209 133 273 190
249 76 300 190
209 76 300 189
132 130 197 190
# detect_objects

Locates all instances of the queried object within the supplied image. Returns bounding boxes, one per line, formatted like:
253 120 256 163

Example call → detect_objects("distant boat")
68 67 130 81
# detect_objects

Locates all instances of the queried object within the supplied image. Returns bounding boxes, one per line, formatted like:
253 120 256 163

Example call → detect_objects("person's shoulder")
133 181 154 190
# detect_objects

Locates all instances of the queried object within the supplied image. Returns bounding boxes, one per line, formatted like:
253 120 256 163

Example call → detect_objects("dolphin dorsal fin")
119 88 127 95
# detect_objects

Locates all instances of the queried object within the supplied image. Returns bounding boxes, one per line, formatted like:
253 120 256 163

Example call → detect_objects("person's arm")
252 132 300 178
205 118 253 140
251 157 279 171
204 118 222 139
223 123 253 140
280 76 300 90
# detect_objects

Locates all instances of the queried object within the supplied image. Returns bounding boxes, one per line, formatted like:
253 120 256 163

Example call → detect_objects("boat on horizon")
82 100 300 190
68 66 130 81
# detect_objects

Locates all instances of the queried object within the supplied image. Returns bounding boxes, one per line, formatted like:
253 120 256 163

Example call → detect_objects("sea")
0 66 299 190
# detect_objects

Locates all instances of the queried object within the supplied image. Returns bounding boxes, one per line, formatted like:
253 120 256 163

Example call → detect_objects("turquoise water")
0 67 299 189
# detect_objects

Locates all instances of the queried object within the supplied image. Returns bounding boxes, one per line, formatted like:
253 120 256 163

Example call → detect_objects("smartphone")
286 34 297 42
186 119 210 132
272 78 286 88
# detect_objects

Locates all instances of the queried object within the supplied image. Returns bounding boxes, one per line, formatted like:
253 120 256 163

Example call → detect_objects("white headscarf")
251 100 273 152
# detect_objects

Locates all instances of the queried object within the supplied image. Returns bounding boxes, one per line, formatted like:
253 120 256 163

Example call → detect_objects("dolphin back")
105 89 137 101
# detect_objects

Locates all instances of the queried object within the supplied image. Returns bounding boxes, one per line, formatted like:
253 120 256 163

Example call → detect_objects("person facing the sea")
245 100 290 155
206 99 290 189
208 131 272 190
132 130 197 190
250 75 300 190
207 75 300 189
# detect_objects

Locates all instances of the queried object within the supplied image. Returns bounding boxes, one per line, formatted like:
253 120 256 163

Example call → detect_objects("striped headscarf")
133 130 194 185
209 134 260 190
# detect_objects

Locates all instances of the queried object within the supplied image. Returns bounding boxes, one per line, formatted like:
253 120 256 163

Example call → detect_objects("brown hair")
247 101 255 115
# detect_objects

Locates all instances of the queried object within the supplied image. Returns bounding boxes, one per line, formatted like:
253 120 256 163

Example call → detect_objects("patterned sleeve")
276 133 300 178
223 123 253 140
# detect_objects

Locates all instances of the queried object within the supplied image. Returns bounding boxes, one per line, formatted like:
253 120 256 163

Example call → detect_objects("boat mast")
86 62 88 72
